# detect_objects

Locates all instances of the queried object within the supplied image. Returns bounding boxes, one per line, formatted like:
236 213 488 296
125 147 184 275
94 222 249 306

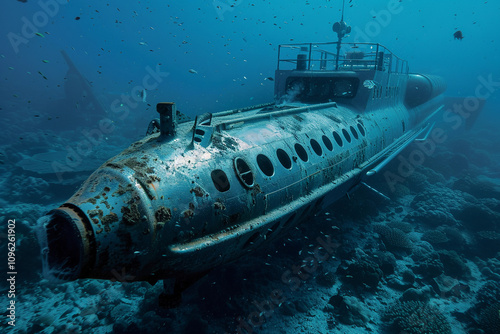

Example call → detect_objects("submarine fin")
365 123 432 177
444 96 485 130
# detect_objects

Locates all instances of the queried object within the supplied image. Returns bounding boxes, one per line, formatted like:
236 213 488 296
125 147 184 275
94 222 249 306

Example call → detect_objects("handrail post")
277 45 281 70
308 43 312 70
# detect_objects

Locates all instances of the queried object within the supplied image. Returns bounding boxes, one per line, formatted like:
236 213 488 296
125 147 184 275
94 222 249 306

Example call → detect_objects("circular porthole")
322 135 333 151
294 143 308 162
310 139 322 156
357 123 366 136
257 154 274 177
350 126 359 139
234 157 254 188
332 131 343 147
276 148 292 169
342 128 351 143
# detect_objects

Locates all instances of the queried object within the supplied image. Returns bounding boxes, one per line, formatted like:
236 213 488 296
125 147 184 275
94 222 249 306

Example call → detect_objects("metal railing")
277 42 409 74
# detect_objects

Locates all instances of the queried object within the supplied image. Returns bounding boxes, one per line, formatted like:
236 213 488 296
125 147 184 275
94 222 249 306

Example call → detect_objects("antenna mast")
332 0 351 70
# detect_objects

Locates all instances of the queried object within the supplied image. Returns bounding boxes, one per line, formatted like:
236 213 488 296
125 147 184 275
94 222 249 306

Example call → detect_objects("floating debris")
42 60 49 63
35 32 45 38
38 71 48 80
453 30 464 40
188 69 198 74
265 77 274 81
75 16 81 20
8 67 14 70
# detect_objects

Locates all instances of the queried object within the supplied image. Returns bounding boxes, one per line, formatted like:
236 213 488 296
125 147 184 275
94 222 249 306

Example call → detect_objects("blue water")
1 1 499 333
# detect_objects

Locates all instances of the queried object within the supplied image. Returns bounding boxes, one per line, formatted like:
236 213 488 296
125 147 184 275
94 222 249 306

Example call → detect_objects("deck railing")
277 42 409 74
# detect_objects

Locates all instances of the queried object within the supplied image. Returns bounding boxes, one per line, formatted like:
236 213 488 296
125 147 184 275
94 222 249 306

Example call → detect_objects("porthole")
294 143 308 162
310 139 322 156
342 129 351 143
276 148 292 169
350 126 359 139
332 131 343 147
234 157 254 188
357 123 366 136
211 169 230 192
257 154 274 177
322 135 333 151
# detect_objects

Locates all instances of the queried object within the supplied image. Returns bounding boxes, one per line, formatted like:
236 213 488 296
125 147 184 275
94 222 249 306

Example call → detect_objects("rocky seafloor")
1 124 500 334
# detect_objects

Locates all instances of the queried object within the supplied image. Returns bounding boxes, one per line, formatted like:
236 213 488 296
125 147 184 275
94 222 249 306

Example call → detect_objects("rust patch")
121 203 140 225
123 157 147 170
190 186 206 197
212 135 239 151
100 200 111 210
88 209 104 227
84 198 97 205
102 212 118 225
155 206 172 229
182 210 193 219
88 209 103 220
214 200 226 211
223 136 239 150
182 203 195 219
113 184 132 197
146 175 161 184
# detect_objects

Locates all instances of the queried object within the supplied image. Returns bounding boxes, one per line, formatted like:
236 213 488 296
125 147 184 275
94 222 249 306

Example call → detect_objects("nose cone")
37 205 92 281
36 164 158 281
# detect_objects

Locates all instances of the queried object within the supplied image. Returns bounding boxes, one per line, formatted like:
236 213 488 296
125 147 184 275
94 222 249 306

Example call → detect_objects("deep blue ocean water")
1 1 499 333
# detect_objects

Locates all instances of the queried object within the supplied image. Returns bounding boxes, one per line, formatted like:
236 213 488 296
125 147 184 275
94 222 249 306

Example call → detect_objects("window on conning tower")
284 77 359 103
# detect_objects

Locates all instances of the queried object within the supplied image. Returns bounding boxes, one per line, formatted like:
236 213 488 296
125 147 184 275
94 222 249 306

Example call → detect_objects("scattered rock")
400 286 431 303
328 294 369 327
384 301 451 334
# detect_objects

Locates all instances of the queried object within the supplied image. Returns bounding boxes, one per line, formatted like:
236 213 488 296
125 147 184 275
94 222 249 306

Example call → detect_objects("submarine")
36 11 480 306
